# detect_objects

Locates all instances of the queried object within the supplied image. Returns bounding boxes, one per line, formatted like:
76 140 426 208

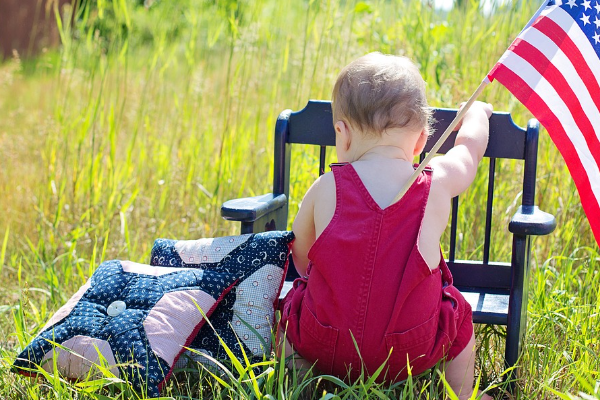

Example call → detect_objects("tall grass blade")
0 226 8 274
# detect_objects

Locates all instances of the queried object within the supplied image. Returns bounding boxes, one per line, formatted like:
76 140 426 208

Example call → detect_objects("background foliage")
0 0 598 398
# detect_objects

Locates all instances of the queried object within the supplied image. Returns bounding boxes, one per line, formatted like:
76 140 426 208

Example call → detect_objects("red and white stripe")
488 3 600 244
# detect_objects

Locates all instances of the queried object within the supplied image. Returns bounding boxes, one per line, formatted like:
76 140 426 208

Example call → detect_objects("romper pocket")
440 284 469 342
298 302 339 374
384 313 438 377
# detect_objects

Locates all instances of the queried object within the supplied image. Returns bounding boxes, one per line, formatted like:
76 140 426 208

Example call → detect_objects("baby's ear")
413 129 428 157
335 121 351 151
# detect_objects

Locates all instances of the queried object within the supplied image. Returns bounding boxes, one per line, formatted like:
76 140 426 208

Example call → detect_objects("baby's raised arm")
429 101 493 198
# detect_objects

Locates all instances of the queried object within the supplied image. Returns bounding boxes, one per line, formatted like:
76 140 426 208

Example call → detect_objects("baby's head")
332 52 431 137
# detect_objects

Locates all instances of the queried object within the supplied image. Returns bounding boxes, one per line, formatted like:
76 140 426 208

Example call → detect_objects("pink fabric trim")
121 260 198 277
143 290 216 367
41 281 91 332
159 280 238 391
41 335 118 379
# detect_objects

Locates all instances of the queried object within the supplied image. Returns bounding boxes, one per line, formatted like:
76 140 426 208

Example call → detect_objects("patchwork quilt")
12 231 294 397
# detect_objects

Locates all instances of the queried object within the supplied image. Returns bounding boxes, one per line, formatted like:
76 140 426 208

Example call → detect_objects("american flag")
487 0 600 245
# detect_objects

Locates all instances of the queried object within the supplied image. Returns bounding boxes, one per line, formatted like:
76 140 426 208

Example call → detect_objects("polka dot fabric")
12 231 294 397
150 231 293 368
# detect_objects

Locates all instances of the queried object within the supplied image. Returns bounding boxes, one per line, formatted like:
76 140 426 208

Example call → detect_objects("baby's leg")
275 326 315 376
445 332 492 400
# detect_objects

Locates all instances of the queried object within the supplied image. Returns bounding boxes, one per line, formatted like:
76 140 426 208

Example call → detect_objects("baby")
278 52 493 400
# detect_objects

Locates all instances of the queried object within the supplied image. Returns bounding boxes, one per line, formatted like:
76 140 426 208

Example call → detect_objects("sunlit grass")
0 0 598 398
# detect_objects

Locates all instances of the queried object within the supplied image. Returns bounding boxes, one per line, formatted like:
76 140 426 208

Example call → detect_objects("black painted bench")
221 100 556 384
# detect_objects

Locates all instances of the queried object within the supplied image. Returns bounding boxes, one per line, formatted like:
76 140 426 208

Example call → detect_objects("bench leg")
505 235 531 392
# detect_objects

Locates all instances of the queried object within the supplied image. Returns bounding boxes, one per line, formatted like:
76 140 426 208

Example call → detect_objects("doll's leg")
445 332 493 400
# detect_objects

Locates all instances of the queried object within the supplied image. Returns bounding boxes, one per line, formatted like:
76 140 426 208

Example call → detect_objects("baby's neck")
353 144 412 163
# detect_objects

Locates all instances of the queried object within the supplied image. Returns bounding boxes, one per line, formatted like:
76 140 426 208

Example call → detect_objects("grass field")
0 0 599 398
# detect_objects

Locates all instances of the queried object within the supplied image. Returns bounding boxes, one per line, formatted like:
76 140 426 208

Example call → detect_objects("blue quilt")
13 231 294 397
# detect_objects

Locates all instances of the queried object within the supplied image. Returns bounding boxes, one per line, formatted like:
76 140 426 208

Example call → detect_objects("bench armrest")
509 205 556 236
221 193 287 222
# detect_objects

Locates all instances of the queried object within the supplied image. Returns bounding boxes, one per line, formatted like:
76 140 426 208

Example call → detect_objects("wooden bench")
221 100 556 385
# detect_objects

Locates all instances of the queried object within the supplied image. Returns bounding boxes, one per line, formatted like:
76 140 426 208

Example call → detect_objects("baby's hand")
468 101 493 119
455 101 493 130
432 100 492 198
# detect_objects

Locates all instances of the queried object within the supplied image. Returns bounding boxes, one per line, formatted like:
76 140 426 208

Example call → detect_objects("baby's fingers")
480 102 493 118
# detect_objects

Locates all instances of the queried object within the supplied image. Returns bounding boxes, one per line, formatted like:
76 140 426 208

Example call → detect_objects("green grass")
0 0 598 398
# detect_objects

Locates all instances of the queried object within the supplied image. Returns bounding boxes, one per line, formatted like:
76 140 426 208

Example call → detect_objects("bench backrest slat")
483 159 496 265
431 109 526 159
448 261 511 291
449 196 459 263
288 101 335 146
288 101 528 160
319 146 327 176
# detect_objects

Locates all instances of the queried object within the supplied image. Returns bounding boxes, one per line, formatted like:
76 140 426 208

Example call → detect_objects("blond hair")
332 52 432 136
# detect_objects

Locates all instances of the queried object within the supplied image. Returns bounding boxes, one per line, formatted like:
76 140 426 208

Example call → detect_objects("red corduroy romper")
279 163 473 382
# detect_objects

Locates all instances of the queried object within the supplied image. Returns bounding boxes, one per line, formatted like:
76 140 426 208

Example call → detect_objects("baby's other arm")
291 178 319 277
429 101 493 198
